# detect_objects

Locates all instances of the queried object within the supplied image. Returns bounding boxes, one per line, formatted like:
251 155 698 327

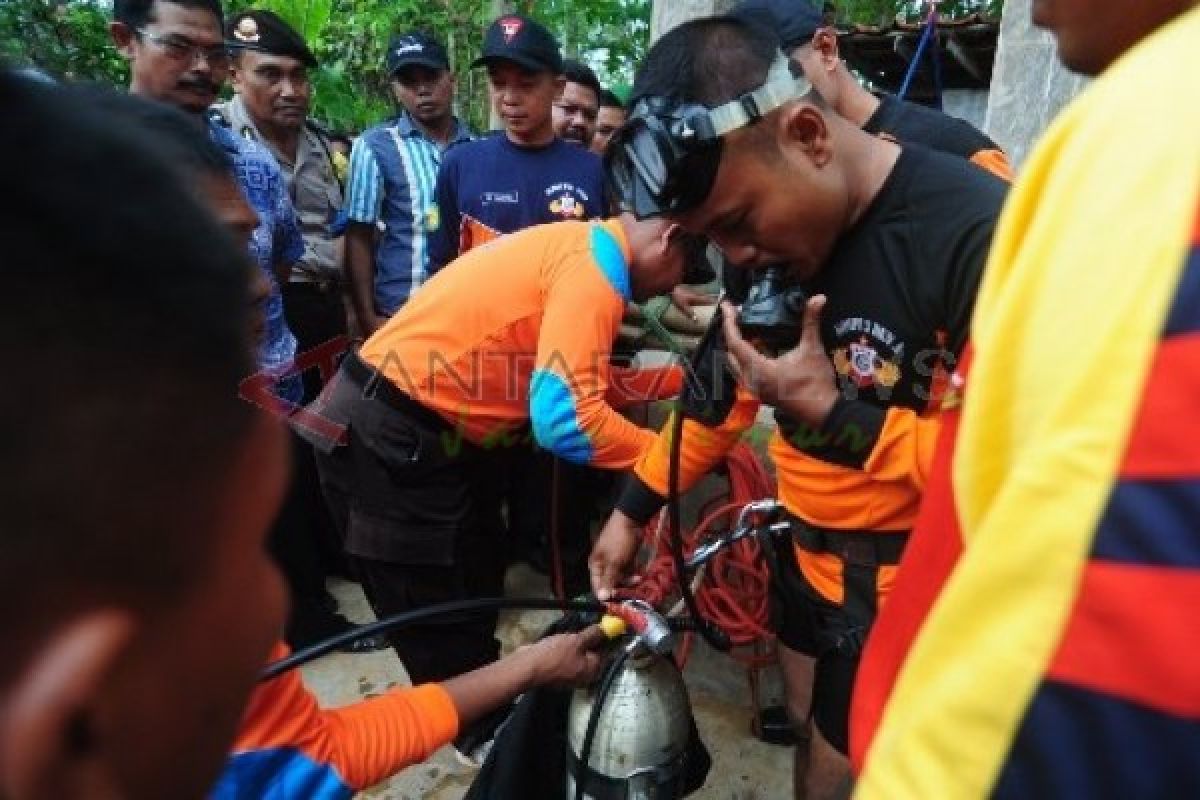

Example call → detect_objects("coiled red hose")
628 442 778 667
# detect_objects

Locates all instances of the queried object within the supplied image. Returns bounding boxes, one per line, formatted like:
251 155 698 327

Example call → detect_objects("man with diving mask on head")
588 16 1007 799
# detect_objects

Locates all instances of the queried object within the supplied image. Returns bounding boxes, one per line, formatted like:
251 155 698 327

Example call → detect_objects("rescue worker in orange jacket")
300 213 697 707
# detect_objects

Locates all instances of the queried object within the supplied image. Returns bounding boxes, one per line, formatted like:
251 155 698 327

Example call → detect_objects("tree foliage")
2 0 998 133
1 0 128 85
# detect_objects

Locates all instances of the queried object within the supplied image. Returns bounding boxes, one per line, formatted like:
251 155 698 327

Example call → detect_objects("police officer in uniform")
216 9 347 404
213 10 385 652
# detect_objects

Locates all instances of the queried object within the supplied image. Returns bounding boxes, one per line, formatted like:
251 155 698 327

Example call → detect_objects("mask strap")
704 55 812 139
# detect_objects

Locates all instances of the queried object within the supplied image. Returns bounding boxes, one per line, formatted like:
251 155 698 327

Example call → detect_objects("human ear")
777 103 833 169
108 22 135 59
0 610 135 800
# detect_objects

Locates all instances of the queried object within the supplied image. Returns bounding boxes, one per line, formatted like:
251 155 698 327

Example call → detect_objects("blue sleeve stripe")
345 138 382 223
529 369 594 464
589 224 632 302
211 747 351 800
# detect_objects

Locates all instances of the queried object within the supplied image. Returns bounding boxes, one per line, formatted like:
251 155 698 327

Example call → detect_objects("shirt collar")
396 112 471 144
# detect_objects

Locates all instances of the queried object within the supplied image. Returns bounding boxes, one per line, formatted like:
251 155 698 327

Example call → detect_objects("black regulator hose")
667 401 732 653
574 646 633 800
261 597 604 680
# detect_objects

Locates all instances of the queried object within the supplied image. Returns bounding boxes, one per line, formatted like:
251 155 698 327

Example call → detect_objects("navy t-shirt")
428 133 609 271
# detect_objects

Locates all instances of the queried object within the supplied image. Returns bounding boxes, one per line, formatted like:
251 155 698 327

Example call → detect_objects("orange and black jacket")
617 146 1007 604
357 219 675 469
864 94 1014 181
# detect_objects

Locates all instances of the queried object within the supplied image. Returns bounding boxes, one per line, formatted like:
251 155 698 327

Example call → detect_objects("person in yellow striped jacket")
853 2 1200 796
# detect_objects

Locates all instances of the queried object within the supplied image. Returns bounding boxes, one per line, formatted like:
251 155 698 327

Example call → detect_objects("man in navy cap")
344 30 473 337
733 0 1012 179
427 13 608 271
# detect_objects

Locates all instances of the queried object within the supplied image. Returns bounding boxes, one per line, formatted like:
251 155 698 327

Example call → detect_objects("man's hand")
589 510 643 598
720 297 840 427
670 285 718 321
522 626 609 687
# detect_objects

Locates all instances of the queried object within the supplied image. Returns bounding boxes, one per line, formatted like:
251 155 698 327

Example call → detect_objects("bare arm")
441 626 607 727
345 222 383 337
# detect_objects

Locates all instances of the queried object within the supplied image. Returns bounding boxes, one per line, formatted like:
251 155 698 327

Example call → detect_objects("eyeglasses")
136 28 231 67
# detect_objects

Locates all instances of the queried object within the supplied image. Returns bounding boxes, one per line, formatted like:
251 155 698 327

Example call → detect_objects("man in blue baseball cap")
344 30 473 337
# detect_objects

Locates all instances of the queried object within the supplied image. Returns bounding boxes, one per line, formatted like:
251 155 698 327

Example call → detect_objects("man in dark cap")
732 0 1012 179
427 13 607 272
218 9 347 394
344 30 473 337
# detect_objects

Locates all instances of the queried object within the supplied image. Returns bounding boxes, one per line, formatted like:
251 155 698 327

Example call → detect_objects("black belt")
789 516 908 567
341 352 453 435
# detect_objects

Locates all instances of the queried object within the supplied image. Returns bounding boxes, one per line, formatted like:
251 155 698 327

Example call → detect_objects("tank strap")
566 748 688 800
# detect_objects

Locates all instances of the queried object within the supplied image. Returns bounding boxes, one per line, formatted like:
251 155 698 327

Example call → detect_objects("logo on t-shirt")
545 182 590 219
832 317 903 392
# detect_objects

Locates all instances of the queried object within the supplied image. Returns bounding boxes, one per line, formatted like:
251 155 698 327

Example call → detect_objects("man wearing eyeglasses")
109 0 346 655
111 0 304 408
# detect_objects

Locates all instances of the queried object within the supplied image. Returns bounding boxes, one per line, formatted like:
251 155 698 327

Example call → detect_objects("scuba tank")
565 648 693 800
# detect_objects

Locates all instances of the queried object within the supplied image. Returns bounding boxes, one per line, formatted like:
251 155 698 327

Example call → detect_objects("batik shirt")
209 118 304 404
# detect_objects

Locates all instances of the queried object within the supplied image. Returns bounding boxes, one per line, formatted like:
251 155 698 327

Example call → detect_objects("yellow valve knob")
600 614 628 639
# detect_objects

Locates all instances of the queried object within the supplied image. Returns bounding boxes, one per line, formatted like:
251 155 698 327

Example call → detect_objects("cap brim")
389 56 449 73
471 54 553 73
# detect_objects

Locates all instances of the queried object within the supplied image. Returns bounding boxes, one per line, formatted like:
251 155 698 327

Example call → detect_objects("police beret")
227 10 318 68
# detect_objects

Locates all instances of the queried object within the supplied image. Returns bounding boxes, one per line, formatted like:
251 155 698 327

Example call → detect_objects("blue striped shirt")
345 114 473 315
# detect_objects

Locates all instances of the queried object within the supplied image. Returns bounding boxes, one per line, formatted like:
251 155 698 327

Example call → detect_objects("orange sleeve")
634 387 761 494
970 148 1015 182
530 256 658 469
861 406 943 494
231 644 460 792
316 683 460 790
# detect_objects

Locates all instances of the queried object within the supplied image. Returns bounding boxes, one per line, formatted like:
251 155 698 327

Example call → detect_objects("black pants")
270 432 349 648
282 280 348 576
282 281 346 405
313 354 510 684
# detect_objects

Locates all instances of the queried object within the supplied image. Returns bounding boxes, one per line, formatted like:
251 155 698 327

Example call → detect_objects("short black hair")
631 15 781 108
113 0 223 31
0 73 256 680
76 87 234 181
562 58 602 99
599 88 623 109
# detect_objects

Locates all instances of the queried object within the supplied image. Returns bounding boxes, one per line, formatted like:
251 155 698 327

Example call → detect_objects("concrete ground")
303 566 792 799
